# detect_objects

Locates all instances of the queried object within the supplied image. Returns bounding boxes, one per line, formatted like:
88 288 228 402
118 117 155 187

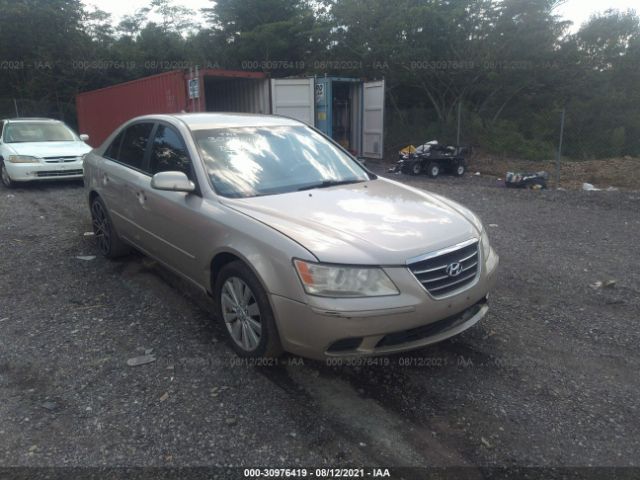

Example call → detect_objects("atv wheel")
454 164 466 177
410 162 423 176
427 162 440 178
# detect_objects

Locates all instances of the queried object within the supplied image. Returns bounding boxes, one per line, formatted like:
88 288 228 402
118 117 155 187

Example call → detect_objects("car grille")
36 169 83 177
407 239 480 297
44 156 79 163
376 299 485 348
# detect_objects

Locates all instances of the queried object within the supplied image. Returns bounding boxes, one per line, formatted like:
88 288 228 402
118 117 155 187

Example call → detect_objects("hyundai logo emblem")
445 262 463 277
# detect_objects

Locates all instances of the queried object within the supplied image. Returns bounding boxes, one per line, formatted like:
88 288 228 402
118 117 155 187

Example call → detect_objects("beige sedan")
84 113 498 359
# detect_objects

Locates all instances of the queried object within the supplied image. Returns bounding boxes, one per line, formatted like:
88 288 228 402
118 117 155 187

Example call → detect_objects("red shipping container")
76 69 268 147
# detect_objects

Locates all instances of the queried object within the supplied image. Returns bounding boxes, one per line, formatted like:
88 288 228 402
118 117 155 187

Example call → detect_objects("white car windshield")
195 126 371 198
4 122 77 143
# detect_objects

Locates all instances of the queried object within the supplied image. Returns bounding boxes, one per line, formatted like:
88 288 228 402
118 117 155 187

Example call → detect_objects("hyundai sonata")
84 113 498 359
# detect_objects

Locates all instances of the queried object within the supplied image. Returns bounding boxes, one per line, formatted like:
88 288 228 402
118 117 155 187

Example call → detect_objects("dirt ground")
1 171 639 476
465 155 640 190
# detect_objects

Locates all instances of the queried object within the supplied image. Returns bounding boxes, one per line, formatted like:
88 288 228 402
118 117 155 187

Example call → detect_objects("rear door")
362 80 385 159
100 122 154 245
270 78 315 125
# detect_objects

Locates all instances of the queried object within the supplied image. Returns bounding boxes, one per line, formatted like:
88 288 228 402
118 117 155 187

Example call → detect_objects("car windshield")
4 122 77 143
194 125 371 198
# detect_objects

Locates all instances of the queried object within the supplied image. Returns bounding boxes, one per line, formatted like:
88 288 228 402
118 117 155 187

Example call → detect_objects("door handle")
136 191 147 204
102 173 109 185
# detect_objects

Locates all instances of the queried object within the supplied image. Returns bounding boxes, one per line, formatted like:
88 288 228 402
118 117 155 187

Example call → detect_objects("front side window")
3 122 77 143
117 123 153 170
195 126 370 198
149 125 192 178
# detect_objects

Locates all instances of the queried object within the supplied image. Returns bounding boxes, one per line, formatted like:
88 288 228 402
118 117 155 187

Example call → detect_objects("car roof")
131 113 304 130
3 117 63 123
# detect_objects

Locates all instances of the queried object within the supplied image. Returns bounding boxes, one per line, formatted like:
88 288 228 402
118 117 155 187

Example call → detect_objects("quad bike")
389 140 468 178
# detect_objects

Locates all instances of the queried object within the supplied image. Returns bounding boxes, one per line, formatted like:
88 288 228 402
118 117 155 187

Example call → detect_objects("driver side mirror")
150 171 195 193
79 134 90 142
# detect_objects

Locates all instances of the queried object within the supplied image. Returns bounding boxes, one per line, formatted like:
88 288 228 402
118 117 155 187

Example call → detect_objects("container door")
362 80 385 159
270 78 315 125
314 78 331 136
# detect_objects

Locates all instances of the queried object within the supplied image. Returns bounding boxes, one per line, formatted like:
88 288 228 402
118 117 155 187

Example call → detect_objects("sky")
85 0 638 31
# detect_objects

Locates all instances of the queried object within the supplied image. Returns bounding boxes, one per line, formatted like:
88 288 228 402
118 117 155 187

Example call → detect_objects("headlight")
293 259 399 297
8 155 40 164
481 229 492 259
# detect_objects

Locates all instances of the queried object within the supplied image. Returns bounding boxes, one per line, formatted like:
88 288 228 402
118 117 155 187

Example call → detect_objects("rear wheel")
214 261 283 358
427 162 440 178
1 161 14 188
90 196 130 258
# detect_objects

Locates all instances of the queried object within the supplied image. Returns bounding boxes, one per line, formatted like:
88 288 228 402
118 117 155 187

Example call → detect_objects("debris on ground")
582 183 601 191
83 231 94 237
126 354 157 367
590 279 617 290
76 255 96 261
481 437 493 448
159 392 169 402
506 171 548 189
41 401 59 411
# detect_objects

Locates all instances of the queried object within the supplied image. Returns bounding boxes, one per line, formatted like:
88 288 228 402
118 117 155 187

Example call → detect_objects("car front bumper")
271 247 499 360
4 160 84 181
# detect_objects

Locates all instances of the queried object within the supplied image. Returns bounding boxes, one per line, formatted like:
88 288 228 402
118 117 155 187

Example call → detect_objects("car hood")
222 177 481 265
3 141 91 158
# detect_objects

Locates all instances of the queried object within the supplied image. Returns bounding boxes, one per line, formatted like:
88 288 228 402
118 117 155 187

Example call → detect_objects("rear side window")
149 125 192 178
0 122 4 140
104 131 123 160
117 123 154 170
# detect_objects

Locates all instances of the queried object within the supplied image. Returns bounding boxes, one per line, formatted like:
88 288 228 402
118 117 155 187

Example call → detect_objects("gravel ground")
0 170 639 471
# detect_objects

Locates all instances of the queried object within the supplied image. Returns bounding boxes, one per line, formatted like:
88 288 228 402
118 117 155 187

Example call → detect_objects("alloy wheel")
220 277 262 351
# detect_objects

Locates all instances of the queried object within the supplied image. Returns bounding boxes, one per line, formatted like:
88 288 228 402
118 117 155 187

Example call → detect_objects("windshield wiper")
297 179 364 191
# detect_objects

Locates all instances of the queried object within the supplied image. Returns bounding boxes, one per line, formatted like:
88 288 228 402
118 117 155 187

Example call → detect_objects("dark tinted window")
117 123 153 170
149 125 192 177
104 131 123 160
0 122 4 140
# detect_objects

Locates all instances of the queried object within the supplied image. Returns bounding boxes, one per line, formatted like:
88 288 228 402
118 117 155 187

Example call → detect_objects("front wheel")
1 162 14 188
454 164 466 177
410 162 423 176
90 196 130 258
427 162 440 178
214 261 283 358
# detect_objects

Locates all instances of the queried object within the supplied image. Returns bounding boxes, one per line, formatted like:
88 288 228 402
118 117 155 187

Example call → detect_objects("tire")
90 196 130 259
454 163 466 177
1 161 14 188
410 162 423 176
427 162 440 178
214 261 283 358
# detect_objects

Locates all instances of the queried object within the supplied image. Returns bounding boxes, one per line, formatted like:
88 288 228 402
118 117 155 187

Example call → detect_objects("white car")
0 118 92 188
